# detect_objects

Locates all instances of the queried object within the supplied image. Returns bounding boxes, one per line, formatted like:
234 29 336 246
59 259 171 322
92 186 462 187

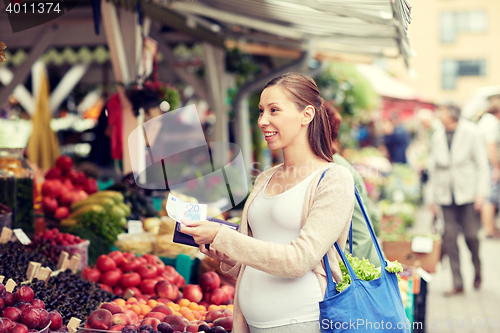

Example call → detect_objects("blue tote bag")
318 174 410 332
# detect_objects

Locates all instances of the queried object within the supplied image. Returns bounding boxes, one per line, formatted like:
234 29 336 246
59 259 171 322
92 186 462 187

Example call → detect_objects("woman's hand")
180 219 221 245
199 245 236 266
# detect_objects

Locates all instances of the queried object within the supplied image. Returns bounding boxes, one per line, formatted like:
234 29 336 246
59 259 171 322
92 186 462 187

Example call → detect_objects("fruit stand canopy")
111 0 413 65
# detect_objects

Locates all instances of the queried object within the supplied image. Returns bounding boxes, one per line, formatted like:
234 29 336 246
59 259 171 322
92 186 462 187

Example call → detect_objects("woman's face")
437 106 456 128
258 86 305 150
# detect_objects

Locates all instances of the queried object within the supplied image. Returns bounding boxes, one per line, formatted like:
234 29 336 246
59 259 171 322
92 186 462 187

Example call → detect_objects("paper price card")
128 220 144 234
13 229 31 245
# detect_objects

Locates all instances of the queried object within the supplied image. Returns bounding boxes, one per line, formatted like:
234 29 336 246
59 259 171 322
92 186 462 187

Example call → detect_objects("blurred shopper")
477 103 500 238
382 115 410 164
429 103 490 295
326 102 381 266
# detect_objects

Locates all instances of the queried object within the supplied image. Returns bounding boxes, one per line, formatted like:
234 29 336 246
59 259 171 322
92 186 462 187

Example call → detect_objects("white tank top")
239 169 323 328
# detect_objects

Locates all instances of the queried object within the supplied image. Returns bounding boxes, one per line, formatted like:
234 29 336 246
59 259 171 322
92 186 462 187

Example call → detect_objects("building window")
442 60 486 89
440 10 487 43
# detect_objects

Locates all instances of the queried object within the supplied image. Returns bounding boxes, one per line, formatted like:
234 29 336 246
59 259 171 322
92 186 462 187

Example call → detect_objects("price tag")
0 227 13 244
57 251 69 271
5 279 16 293
13 229 31 245
68 254 81 274
67 317 81 333
26 262 42 281
411 236 434 254
128 220 143 234
0 276 4 283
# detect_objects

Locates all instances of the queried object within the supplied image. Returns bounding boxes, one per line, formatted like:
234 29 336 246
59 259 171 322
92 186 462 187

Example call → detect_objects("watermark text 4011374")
3 0 79 33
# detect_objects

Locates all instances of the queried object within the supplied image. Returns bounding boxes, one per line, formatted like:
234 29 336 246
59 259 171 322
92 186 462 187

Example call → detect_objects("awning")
128 0 413 66
356 63 422 100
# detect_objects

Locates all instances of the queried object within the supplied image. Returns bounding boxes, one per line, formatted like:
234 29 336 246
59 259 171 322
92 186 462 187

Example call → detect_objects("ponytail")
308 98 334 162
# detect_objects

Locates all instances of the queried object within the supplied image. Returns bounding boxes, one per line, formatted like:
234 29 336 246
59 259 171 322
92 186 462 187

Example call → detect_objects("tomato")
124 287 142 297
109 251 125 267
137 264 157 280
160 272 177 285
99 283 113 292
96 255 117 272
113 286 124 297
122 252 136 261
120 272 141 288
100 270 122 287
143 255 166 275
55 155 73 171
82 267 101 283
134 257 147 266
120 259 140 273
139 279 157 295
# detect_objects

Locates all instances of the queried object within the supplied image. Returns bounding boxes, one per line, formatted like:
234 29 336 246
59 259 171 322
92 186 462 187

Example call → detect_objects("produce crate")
382 238 442 273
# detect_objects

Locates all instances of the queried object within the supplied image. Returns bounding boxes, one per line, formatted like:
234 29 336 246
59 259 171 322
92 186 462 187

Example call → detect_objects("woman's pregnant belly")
238 266 323 328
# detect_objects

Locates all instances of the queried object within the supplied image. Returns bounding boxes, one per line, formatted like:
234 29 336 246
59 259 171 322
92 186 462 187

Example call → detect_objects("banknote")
166 193 207 222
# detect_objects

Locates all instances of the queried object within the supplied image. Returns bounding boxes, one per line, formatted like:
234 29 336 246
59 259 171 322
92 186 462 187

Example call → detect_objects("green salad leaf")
336 254 404 292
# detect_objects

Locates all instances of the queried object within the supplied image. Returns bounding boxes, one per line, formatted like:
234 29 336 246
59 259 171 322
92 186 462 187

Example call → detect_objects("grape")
0 242 57 282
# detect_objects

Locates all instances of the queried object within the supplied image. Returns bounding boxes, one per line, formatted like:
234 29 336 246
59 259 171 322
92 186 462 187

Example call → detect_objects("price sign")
411 236 434 254
128 220 143 234
13 229 31 245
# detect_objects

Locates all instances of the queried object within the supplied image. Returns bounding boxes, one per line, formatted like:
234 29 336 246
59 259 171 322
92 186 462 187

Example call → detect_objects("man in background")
382 114 410 164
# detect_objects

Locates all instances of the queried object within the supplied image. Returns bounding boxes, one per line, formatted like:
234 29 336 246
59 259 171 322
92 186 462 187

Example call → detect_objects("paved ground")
412 208 500 333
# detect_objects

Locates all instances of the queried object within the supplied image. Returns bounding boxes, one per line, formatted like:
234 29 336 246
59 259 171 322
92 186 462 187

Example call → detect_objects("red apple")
220 285 235 300
97 255 117 272
182 285 203 303
100 302 124 315
59 191 75 207
15 286 34 303
84 178 98 194
48 311 63 330
111 313 130 326
55 155 73 171
199 272 220 292
174 275 186 288
3 307 22 322
156 283 179 301
44 167 62 180
86 309 113 330
42 196 58 214
82 267 101 283
70 190 88 205
20 308 41 329
54 206 69 220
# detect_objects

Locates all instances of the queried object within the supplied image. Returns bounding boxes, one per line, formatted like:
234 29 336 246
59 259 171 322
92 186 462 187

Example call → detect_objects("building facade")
388 0 500 105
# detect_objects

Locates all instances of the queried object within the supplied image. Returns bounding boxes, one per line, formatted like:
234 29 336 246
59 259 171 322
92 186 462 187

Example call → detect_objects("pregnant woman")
181 72 355 333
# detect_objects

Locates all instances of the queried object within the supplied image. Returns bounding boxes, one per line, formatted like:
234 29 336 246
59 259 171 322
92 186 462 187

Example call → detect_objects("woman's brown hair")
264 73 335 162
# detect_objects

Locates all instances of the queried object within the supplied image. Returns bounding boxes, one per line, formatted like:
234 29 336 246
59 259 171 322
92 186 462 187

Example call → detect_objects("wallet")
172 216 240 248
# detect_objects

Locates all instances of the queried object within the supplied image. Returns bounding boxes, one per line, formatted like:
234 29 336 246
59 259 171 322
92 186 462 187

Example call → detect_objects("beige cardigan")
211 163 355 332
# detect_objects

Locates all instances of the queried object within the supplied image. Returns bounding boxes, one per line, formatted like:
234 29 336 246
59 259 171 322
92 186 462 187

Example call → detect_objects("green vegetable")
336 254 403 292
65 211 125 265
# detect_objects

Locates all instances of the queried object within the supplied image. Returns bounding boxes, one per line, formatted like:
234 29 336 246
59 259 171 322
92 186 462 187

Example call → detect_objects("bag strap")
317 169 353 254
318 169 388 291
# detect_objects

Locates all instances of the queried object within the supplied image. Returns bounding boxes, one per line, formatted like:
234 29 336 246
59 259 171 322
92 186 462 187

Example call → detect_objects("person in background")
326 102 380 266
476 103 500 238
428 103 490 296
382 114 410 164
